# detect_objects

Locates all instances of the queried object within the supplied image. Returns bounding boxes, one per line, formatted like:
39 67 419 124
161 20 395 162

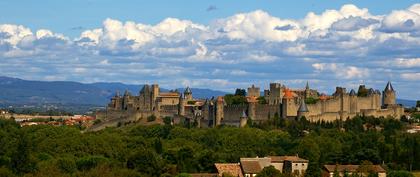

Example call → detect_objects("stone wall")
254 104 280 121
223 105 248 122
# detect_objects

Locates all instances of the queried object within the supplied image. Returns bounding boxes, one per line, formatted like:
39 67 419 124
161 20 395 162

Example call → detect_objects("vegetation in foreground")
0 115 419 177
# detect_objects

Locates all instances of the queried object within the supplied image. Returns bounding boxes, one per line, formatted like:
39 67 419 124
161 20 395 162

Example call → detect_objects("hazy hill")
0 76 228 108
0 76 416 110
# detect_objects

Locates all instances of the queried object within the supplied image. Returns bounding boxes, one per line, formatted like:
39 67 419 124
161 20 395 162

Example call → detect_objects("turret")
247 84 260 97
382 81 396 107
184 87 193 101
281 88 295 118
178 93 185 116
297 99 309 119
215 96 224 126
239 110 248 128
349 89 358 113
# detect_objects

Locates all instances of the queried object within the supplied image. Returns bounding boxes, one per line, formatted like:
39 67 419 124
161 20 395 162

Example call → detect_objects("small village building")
323 165 386 177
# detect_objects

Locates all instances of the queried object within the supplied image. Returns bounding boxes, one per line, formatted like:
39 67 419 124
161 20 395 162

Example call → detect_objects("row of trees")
0 115 419 177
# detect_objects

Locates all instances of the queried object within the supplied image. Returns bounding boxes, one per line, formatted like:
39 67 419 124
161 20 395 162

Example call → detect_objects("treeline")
0 115 419 177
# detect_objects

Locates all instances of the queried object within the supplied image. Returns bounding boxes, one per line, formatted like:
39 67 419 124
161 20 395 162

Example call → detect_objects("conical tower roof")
384 81 394 92
184 86 192 94
298 100 309 112
349 89 356 96
241 110 247 118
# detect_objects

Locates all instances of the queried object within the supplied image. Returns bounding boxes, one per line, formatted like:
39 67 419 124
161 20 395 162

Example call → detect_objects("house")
323 165 386 177
239 156 308 177
269 156 308 175
240 158 271 177
215 163 244 177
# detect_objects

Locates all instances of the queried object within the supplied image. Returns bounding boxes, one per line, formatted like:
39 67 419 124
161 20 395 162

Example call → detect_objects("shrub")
147 115 157 122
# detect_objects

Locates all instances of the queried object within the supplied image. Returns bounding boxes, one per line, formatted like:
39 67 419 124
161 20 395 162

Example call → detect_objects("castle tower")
375 90 381 109
269 83 283 105
297 99 309 119
122 90 131 110
247 84 260 97
184 87 193 101
368 88 376 109
319 93 327 114
281 88 294 118
178 93 185 116
349 89 358 114
140 85 153 111
151 84 159 106
239 110 248 128
215 96 224 127
382 81 396 107
247 96 257 120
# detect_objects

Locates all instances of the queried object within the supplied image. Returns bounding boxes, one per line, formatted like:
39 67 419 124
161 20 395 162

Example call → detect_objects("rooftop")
215 163 244 177
324 165 386 173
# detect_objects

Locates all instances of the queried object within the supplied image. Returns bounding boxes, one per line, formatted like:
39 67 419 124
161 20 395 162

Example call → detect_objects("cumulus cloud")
312 63 370 79
1 3 420 99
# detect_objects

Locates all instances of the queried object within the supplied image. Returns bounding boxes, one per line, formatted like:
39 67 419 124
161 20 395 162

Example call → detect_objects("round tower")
382 81 396 107
297 99 309 119
215 96 224 126
349 89 358 114
178 94 185 116
239 110 248 128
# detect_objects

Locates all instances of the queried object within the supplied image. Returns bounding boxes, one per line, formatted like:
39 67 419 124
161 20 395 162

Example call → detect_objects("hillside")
0 76 228 109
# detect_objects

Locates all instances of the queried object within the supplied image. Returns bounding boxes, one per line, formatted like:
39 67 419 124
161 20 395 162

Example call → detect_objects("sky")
0 1 420 99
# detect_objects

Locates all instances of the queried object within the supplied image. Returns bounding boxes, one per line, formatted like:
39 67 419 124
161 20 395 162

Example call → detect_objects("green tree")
127 149 163 176
257 96 267 104
256 166 281 177
10 133 37 174
388 170 414 177
234 88 246 96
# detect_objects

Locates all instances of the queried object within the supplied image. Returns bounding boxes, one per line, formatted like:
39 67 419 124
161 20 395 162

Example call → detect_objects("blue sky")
0 1 420 99
1 0 417 37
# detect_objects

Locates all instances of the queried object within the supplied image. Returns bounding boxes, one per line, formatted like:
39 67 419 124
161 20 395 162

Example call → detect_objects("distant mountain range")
0 76 227 108
0 76 416 110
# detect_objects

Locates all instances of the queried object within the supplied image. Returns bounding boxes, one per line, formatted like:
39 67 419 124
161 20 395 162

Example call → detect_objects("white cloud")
312 63 370 79
401 73 420 80
392 58 420 67
1 3 420 99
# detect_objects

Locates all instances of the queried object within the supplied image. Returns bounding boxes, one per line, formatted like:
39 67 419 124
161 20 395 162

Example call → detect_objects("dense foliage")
305 97 319 104
223 90 248 105
0 115 419 177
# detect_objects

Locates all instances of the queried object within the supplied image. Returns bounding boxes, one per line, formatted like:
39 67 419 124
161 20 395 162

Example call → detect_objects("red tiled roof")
215 163 244 177
240 160 262 174
324 165 386 173
283 88 294 99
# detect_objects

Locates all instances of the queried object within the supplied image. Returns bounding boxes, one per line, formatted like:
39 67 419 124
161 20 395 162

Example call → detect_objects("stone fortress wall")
99 81 404 128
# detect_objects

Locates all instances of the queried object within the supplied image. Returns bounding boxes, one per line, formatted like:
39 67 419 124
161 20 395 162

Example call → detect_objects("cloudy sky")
0 1 420 99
